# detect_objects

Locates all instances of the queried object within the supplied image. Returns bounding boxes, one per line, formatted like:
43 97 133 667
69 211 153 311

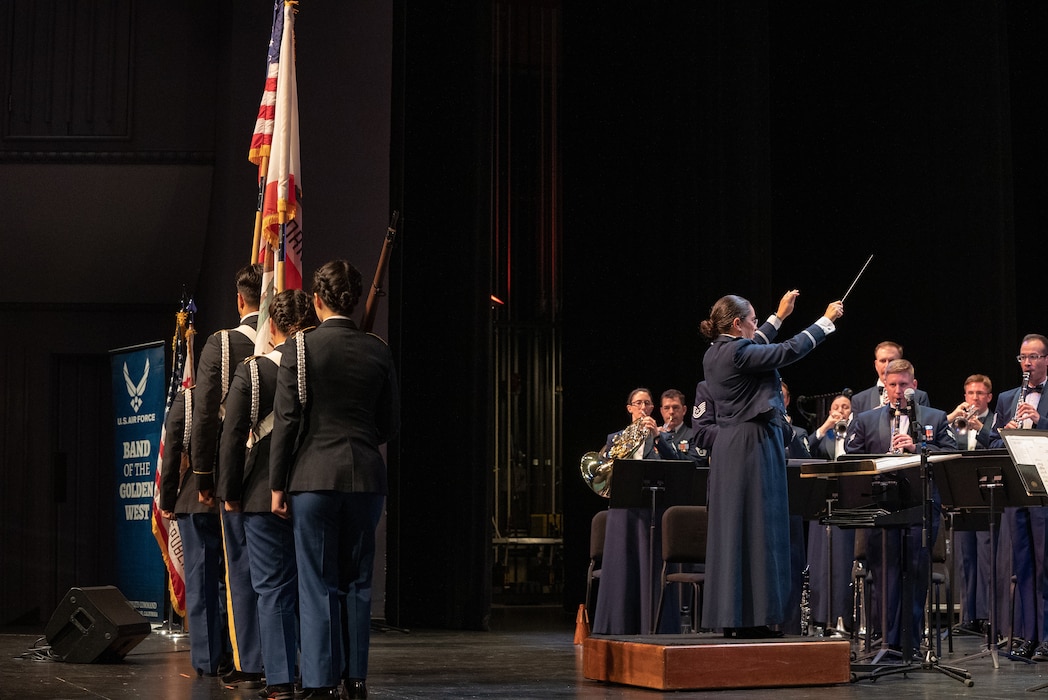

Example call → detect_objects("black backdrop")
557 1 1048 610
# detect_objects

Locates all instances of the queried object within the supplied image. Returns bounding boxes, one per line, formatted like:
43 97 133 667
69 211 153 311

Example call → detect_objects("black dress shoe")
1015 639 1037 658
222 670 265 688
1034 642 1048 662
259 683 295 700
216 653 235 677
344 679 368 699
722 628 736 638
299 689 340 699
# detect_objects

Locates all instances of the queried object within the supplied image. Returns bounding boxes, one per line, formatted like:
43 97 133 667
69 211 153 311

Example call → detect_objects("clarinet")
800 564 812 636
1014 371 1032 428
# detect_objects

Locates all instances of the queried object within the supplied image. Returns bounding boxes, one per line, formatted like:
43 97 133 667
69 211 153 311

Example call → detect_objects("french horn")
580 417 652 498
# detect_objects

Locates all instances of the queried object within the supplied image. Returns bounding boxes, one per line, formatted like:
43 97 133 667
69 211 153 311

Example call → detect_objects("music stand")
610 459 707 633
790 459 846 637
851 443 972 686
932 451 1036 669
804 453 972 684
997 431 1048 691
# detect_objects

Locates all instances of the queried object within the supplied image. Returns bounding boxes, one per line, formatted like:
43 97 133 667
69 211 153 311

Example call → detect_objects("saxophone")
579 417 653 498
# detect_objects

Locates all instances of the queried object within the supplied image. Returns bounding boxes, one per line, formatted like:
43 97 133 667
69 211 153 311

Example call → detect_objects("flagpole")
277 220 287 293
250 157 269 264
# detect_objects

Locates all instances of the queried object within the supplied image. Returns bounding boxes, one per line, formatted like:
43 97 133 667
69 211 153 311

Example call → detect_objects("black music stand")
851 443 972 686
610 459 707 633
787 459 841 637
816 453 971 683
932 451 1036 669
833 455 913 667
997 431 1048 691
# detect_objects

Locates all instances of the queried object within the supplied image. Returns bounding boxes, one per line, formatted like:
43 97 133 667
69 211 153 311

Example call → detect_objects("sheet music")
1000 432 1048 488
801 452 960 477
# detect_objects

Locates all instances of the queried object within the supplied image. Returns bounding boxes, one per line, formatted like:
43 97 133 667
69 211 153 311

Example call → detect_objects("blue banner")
109 341 167 622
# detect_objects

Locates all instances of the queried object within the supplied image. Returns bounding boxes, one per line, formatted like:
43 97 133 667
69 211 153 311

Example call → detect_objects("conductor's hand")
824 300 844 322
776 290 800 319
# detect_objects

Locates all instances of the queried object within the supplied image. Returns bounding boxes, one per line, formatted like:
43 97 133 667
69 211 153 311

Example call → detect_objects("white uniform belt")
247 412 275 449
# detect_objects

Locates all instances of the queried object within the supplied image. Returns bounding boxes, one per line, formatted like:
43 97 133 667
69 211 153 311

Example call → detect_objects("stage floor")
3 608 1048 698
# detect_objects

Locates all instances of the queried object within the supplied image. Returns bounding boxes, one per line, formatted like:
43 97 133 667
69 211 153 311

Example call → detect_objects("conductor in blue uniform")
700 290 843 638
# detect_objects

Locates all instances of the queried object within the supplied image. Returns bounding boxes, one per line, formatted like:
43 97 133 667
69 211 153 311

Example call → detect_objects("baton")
840 254 874 302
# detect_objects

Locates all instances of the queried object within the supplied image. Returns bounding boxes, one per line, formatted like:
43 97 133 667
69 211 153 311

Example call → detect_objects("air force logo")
123 358 149 413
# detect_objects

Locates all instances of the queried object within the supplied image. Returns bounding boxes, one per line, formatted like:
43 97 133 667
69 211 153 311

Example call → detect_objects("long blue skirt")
701 419 791 629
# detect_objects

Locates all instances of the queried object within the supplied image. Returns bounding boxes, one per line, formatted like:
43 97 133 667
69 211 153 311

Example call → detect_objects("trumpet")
833 419 848 435
952 404 979 435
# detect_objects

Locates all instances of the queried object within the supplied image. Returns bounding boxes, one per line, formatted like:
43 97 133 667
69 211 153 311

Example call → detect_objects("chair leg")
695 583 703 632
946 579 953 653
584 562 594 616
934 582 942 659
1010 574 1018 647
653 564 668 635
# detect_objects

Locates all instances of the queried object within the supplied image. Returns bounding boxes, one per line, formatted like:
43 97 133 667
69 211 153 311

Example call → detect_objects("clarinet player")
990 335 1048 659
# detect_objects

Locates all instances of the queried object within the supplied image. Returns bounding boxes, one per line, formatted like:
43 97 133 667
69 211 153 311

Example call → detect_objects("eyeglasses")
1017 354 1048 362
630 400 653 407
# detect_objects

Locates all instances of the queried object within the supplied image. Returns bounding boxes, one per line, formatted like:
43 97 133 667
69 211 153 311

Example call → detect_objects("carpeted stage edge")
583 634 852 690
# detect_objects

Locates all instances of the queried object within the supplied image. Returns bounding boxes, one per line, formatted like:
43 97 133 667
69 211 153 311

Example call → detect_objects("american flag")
150 296 196 618
248 0 284 171
254 0 303 354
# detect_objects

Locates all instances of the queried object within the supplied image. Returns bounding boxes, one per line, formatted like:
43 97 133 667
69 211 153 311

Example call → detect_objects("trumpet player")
947 374 995 451
809 393 853 460
947 375 996 639
806 394 855 634
656 389 707 465
989 334 1048 659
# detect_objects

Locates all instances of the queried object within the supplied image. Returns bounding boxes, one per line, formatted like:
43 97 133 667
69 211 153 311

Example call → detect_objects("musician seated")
591 387 684 635
946 374 996 637
845 359 956 655
656 389 708 465
806 394 856 634
601 388 660 460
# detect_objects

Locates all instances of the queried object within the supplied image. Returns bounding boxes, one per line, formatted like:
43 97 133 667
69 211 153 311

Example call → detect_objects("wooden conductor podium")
582 635 851 690
583 459 850 691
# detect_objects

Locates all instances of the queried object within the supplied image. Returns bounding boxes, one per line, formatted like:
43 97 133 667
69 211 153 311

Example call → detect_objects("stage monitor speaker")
44 586 151 663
